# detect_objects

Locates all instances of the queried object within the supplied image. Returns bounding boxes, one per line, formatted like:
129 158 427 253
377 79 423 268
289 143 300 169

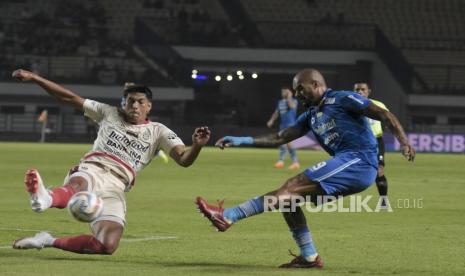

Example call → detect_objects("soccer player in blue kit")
196 68 415 269
266 86 300 170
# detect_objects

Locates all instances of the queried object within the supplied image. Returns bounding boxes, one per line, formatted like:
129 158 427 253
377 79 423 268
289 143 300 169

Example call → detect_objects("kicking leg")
196 173 325 267
49 176 88 208
195 173 325 230
24 168 88 212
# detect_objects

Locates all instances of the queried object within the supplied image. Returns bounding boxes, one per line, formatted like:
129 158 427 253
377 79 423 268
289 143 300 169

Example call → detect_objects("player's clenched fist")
401 144 416 162
12 69 37 82
192 126 211 146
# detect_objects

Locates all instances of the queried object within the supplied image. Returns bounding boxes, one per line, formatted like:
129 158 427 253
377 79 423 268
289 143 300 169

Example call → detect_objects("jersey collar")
317 88 332 109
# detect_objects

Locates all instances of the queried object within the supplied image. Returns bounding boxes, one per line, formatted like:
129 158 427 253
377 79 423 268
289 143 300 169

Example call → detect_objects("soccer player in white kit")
11 69 211 254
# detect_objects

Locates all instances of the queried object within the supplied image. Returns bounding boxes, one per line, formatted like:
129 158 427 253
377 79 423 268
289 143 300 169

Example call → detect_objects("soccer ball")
67 192 104 222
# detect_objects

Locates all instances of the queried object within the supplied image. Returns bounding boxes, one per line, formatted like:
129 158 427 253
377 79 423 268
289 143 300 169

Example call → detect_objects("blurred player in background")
196 68 415 269
11 69 210 255
266 87 300 170
354 83 389 207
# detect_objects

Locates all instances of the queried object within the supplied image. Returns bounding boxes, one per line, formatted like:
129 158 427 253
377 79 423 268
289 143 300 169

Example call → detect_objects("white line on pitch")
0 228 176 243
0 236 176 249
121 236 177 242
0 227 50 233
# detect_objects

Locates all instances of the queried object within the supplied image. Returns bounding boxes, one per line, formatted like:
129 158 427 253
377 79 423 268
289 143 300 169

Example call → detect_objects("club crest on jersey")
167 132 178 140
324 97 335 105
142 129 151 141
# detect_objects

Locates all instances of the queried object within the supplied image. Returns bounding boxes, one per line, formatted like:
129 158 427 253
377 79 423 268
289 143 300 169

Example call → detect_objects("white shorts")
65 163 127 227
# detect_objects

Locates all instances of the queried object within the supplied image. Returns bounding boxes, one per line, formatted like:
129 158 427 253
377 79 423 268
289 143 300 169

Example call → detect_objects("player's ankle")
45 236 56 247
44 193 53 210
303 253 319 262
223 209 237 224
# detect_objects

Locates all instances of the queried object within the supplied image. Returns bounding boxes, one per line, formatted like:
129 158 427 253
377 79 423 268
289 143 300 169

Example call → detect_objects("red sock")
50 184 78 208
53 235 108 254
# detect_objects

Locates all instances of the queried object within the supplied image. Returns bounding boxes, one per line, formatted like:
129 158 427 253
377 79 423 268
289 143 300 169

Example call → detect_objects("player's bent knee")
67 176 89 191
91 220 124 255
277 173 316 196
101 239 120 255
276 179 297 196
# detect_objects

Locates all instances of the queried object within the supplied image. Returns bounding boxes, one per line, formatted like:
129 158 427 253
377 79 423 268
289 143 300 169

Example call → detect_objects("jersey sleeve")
339 92 371 113
83 99 113 123
158 125 185 154
372 100 389 111
293 111 310 132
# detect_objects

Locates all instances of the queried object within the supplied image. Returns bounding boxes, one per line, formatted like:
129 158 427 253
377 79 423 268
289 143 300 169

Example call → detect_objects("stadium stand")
2 0 462 92
0 0 172 86
239 0 465 94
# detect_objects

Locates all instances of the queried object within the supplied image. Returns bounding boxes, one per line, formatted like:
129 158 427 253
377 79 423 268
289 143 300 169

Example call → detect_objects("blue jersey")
294 89 378 168
277 98 298 129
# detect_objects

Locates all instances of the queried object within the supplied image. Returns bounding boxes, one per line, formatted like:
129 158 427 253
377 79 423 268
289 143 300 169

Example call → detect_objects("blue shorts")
304 153 377 196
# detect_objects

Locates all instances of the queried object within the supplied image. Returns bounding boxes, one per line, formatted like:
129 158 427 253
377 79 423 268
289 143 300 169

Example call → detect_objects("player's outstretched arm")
362 103 415 161
12 69 85 110
215 126 304 149
170 126 211 167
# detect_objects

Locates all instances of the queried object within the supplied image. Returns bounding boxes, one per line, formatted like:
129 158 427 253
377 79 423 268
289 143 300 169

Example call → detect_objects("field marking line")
0 227 176 244
0 227 51 233
121 236 177 242
0 236 177 249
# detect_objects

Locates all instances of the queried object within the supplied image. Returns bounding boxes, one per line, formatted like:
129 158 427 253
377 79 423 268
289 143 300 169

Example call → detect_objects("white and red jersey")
82 99 184 191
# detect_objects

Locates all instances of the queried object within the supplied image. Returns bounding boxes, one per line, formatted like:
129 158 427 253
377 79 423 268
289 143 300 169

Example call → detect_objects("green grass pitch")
0 142 464 275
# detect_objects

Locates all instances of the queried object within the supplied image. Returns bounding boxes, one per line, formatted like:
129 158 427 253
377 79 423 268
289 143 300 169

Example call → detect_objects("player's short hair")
123 84 152 100
354 82 371 89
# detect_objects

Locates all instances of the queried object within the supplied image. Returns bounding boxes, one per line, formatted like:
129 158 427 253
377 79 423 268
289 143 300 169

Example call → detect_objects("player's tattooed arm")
170 126 211 167
215 126 304 149
363 103 416 161
253 126 304 147
12 69 85 110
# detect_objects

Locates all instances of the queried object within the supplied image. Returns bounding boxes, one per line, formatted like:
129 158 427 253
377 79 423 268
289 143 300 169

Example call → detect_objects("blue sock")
279 145 286 161
289 148 298 163
291 226 318 261
223 196 264 223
